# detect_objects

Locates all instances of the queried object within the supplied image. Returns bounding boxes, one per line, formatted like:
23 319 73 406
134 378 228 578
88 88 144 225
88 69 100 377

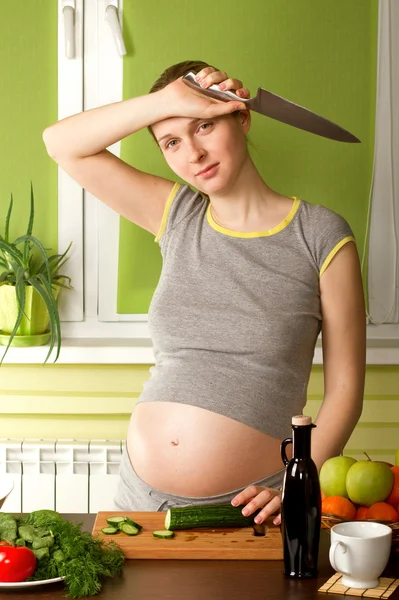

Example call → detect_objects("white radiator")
0 438 123 514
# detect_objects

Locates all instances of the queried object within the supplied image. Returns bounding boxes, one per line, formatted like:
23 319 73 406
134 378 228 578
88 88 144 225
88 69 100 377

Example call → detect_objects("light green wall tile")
0 396 136 415
1 364 399 465
306 400 399 424
0 364 151 393
345 427 399 453
1 415 129 441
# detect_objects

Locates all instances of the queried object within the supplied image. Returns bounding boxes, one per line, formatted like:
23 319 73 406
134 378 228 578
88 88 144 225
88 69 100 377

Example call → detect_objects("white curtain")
367 0 399 324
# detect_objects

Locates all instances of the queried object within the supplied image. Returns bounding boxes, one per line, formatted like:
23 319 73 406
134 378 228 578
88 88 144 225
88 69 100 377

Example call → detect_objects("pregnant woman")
43 60 366 525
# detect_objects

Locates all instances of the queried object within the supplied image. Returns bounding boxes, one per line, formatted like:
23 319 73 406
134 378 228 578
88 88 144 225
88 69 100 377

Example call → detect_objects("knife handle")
182 72 250 104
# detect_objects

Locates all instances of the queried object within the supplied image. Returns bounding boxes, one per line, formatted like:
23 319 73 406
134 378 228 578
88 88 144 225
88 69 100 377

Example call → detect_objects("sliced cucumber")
101 526 120 535
106 515 143 531
152 530 175 539
119 522 140 536
124 517 143 531
106 516 127 526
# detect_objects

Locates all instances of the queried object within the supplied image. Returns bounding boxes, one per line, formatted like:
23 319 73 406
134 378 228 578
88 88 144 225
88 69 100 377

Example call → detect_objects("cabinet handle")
105 2 127 56
62 0 75 59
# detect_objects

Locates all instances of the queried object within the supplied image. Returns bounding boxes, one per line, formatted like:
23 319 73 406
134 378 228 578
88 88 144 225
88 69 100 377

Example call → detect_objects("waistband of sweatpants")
121 443 286 502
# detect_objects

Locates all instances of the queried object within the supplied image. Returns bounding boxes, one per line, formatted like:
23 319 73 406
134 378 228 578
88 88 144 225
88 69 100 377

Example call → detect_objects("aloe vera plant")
0 183 72 364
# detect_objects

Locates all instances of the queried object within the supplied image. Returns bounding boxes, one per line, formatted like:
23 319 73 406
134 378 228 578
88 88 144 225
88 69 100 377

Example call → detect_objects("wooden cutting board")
92 511 283 560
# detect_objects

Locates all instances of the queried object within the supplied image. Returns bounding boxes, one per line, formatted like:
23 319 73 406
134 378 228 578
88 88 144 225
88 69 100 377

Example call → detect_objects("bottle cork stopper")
292 415 312 426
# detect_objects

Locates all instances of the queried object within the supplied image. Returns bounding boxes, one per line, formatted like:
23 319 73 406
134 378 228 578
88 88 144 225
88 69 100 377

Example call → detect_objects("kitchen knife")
182 71 360 143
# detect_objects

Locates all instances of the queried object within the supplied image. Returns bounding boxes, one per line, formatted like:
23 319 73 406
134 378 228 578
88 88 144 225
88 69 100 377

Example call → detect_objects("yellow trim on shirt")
206 197 301 238
319 236 356 277
154 182 181 243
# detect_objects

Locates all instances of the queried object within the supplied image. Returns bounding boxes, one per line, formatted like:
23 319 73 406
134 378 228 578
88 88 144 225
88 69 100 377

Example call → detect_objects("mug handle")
329 541 351 576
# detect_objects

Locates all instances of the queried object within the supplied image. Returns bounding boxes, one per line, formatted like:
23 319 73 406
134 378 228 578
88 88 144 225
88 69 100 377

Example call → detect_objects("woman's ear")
239 109 251 134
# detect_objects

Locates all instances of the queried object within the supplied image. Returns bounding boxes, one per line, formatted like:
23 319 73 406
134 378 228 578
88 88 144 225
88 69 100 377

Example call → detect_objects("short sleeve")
310 204 356 276
154 183 207 245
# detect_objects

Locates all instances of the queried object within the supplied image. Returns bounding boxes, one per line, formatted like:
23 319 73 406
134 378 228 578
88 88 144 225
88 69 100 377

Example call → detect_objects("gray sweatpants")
113 444 285 512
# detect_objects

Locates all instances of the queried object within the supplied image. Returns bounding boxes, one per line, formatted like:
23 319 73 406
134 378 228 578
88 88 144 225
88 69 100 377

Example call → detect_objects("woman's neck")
208 158 292 233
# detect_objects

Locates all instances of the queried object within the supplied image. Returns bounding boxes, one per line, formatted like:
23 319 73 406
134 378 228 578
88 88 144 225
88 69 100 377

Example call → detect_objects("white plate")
0 576 64 588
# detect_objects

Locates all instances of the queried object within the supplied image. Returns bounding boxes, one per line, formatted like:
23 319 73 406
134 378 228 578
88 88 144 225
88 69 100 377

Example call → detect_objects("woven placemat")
319 573 399 598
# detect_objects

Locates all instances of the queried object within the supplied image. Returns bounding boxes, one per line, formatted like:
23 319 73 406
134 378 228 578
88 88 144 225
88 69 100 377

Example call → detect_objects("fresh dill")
0 510 125 598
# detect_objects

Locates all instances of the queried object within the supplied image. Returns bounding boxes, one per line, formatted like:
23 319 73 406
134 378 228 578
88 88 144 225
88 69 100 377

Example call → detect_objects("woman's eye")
166 139 178 149
199 122 213 131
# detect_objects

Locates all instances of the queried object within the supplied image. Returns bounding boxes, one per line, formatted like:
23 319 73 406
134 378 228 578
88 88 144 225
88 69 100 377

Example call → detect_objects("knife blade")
182 71 360 144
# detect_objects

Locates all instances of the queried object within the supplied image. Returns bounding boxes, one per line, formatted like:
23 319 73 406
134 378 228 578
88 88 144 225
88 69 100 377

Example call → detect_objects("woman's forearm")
311 392 363 471
42 89 170 160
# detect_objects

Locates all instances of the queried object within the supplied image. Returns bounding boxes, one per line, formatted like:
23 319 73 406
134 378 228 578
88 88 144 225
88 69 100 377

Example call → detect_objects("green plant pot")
0 331 51 347
0 284 60 340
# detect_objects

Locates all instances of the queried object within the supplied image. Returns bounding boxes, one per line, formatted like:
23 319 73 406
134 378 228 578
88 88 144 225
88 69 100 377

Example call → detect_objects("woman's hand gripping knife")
231 486 282 527
165 66 251 118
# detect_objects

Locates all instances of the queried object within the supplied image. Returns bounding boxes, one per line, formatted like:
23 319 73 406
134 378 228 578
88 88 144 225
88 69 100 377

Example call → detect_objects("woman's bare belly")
127 402 285 496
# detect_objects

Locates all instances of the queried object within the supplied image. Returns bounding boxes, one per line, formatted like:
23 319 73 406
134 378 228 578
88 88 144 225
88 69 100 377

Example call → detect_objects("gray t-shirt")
136 182 355 440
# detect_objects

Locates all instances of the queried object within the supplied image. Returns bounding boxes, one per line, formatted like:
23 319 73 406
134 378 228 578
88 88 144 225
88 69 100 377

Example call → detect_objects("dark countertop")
1 514 398 599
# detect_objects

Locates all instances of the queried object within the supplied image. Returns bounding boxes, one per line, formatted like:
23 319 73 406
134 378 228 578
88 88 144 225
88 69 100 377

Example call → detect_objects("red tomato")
0 546 36 582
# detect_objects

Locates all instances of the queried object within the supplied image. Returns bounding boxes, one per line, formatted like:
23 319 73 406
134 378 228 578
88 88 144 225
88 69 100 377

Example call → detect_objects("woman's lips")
196 163 219 178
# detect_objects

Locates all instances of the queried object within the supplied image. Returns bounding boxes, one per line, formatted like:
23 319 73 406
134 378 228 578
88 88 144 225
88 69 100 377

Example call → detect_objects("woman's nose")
188 142 205 163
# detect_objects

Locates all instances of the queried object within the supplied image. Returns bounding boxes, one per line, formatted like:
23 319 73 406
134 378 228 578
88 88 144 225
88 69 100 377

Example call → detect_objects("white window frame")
57 0 84 323
57 0 150 341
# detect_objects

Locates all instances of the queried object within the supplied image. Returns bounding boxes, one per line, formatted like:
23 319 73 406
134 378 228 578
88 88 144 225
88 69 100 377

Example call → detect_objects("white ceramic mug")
329 521 392 589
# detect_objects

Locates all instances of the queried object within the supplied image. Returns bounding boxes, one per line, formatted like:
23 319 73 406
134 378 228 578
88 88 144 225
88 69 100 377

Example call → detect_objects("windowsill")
2 325 399 365
0 338 155 365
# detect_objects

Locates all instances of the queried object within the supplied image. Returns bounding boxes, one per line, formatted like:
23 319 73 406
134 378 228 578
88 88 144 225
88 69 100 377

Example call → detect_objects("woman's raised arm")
42 72 247 235
43 90 178 235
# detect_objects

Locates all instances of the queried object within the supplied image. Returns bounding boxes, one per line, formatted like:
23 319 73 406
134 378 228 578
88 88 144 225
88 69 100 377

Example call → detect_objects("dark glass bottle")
280 415 321 578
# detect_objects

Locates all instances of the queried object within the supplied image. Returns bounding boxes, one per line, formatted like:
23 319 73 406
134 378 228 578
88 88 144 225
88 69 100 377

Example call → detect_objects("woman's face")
151 111 251 194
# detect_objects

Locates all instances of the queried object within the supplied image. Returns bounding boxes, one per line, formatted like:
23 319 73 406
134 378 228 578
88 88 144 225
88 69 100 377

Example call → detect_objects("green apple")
378 461 394 468
346 460 394 506
319 456 357 498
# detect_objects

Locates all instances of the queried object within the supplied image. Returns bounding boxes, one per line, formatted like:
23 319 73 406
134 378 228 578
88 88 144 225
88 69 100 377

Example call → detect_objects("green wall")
0 1 58 251
117 0 378 313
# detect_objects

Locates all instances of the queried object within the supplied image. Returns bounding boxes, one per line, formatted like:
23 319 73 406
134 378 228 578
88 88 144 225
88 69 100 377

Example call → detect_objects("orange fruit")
322 495 357 520
367 501 399 522
386 466 399 507
321 490 326 501
356 506 369 520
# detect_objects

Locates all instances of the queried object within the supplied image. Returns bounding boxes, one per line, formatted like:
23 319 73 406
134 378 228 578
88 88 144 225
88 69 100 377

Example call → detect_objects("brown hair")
147 60 214 143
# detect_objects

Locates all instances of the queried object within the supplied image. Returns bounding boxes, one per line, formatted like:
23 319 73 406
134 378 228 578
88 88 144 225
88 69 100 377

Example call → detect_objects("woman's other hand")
231 485 282 526
160 67 249 120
